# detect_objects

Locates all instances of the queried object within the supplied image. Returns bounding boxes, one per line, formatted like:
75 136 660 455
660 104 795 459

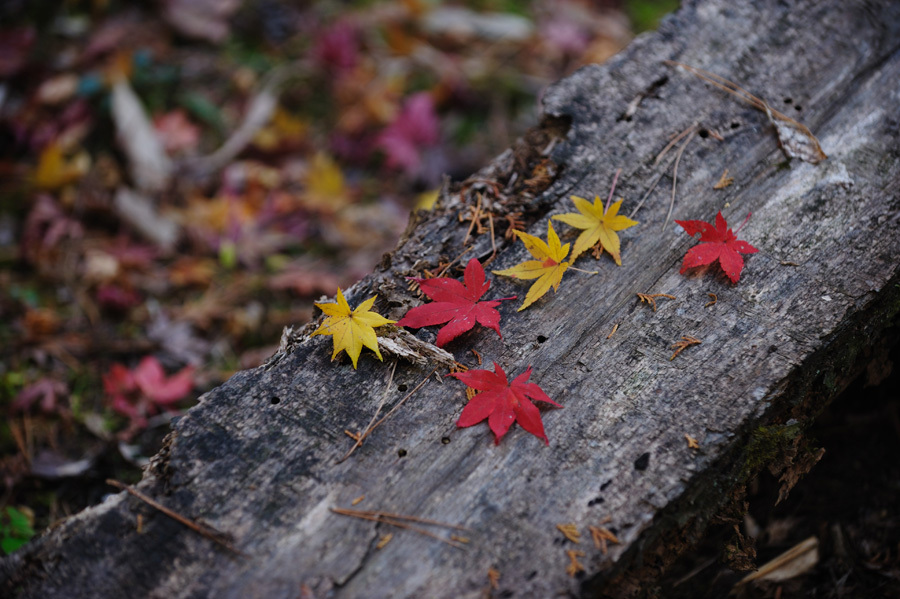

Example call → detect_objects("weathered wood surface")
4 0 900 597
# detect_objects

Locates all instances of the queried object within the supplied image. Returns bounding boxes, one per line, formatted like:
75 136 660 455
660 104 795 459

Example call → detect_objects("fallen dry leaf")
111 78 172 192
713 168 734 189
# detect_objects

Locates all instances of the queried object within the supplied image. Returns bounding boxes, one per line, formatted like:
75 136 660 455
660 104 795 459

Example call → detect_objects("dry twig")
330 507 469 550
664 127 698 231
107 479 242 555
504 212 525 240
337 360 397 463
665 61 827 164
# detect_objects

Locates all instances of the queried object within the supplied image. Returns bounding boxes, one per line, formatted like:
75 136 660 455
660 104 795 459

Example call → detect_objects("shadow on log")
3 0 900 597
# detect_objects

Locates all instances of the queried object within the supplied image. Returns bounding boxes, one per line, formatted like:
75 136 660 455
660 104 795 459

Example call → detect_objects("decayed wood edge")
586 280 900 597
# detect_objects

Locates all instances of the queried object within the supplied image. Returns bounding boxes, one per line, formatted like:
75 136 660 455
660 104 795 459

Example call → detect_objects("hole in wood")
398 383 408 392
698 128 709 139
601 479 613 490
537 335 548 344
794 104 803 111
588 496 605 506
270 396 280 405
783 97 793 104
441 437 450 445
731 122 740 129
527 570 538 581
634 452 650 471
397 449 408 458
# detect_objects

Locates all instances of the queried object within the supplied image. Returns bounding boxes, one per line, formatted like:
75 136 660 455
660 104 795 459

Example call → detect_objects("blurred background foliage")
0 0 676 549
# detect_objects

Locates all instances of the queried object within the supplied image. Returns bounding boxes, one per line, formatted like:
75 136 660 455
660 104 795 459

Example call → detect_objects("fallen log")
3 0 900 596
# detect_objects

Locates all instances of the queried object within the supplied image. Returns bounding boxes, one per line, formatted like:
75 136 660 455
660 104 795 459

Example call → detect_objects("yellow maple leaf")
304 152 351 212
311 288 396 369
552 195 638 265
493 220 571 311
33 142 90 190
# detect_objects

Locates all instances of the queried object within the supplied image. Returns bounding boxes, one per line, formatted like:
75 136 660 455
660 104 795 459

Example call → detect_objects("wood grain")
3 1 899 597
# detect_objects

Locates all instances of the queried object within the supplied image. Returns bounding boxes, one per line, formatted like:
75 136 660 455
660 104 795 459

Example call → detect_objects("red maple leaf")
103 356 194 430
449 362 561 445
675 211 758 283
396 258 514 347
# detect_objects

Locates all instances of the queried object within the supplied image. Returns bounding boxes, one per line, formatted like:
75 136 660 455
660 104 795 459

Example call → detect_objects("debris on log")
3 0 900 597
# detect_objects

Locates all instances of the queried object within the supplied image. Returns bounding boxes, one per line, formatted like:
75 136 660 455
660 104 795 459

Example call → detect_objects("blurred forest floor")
0 0 674 553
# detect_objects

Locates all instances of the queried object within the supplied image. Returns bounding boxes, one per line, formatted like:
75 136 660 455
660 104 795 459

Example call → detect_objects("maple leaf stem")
486 211 497 266
569 266 599 275
435 247 473 278
605 167 622 214
735 211 753 234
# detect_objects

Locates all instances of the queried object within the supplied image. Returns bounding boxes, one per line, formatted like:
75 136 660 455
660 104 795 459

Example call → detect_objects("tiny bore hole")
730 122 740 129
537 335 548 344
441 437 451 445
270 396 280 405
794 105 802 111
397 383 408 392
698 128 709 139
397 449 408 458
783 97 793 104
